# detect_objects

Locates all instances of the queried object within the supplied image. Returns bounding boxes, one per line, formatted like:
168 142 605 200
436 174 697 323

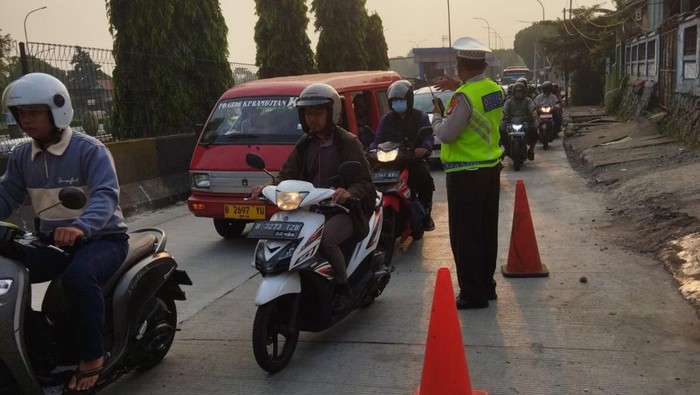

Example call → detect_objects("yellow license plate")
224 204 266 219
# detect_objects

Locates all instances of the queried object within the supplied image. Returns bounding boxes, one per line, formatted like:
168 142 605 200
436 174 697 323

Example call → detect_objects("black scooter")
0 187 192 394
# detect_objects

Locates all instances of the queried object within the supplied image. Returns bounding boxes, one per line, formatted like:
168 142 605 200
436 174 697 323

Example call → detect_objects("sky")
1 0 612 65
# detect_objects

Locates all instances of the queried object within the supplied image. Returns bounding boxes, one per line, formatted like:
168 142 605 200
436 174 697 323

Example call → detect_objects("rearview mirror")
58 187 87 210
246 153 266 170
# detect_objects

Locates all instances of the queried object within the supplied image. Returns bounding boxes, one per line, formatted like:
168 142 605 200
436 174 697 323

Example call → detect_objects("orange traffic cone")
501 179 549 277
414 268 488 395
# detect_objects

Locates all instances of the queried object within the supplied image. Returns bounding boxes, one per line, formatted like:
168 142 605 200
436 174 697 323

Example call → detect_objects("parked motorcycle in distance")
0 187 192 395
245 153 392 373
537 105 559 150
366 126 433 255
506 117 529 171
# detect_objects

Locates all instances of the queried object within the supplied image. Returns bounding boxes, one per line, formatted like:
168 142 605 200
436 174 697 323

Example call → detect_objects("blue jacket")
0 127 127 238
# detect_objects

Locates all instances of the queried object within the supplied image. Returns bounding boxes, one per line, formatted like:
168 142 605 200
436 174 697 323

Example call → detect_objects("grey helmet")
296 83 341 132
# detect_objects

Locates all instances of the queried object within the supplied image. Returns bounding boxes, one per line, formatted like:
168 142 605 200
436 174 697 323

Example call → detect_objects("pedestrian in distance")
1 72 129 392
431 37 505 309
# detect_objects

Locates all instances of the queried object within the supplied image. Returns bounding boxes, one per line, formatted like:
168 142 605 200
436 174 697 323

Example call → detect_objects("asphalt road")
34 136 700 394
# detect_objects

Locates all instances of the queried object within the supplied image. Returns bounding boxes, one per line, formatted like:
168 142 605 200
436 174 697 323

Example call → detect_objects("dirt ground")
563 107 700 313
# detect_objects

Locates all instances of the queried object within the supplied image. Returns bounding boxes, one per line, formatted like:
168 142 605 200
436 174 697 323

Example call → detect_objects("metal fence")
1 42 258 144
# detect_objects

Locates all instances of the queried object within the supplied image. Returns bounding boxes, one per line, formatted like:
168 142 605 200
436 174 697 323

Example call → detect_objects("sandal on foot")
63 364 103 394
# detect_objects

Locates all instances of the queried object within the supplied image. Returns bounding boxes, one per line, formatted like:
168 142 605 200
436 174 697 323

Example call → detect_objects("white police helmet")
2 73 74 129
452 36 491 60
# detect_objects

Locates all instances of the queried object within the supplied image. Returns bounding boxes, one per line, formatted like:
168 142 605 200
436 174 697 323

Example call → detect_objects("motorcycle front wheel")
511 140 523 171
379 207 397 267
252 294 299 373
539 125 549 150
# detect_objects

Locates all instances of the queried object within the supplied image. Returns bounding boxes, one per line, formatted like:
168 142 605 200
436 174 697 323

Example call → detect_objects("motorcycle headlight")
276 192 304 211
512 124 523 131
192 173 210 188
0 279 12 297
377 148 399 163
541 106 551 113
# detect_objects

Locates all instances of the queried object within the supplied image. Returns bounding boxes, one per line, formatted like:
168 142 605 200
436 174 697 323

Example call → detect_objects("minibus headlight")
377 148 399 162
0 279 13 296
192 173 211 188
276 192 304 211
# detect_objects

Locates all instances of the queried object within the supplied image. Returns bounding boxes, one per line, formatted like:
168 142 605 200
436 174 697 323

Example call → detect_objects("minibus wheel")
213 219 246 238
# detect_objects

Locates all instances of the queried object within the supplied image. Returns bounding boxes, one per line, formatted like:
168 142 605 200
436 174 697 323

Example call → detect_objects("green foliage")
312 0 369 72
254 0 316 78
537 5 629 105
364 13 389 70
68 47 110 90
107 0 234 139
82 111 99 136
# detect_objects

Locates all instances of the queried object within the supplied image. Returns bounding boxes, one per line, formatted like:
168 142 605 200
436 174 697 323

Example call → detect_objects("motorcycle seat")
101 232 158 295
41 232 158 319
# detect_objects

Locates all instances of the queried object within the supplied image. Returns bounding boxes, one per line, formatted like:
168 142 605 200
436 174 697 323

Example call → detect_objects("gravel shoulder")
563 106 700 312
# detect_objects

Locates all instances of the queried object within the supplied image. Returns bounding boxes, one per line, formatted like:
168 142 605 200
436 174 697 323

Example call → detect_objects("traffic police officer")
432 37 504 309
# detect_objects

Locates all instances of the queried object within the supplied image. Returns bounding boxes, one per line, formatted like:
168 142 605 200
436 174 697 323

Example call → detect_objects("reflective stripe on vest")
440 78 504 172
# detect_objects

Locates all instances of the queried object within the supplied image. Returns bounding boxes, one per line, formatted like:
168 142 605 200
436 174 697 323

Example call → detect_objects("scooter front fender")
255 271 301 306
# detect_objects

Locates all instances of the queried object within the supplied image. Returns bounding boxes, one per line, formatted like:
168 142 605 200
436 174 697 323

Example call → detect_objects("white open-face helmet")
296 82 341 132
2 73 74 129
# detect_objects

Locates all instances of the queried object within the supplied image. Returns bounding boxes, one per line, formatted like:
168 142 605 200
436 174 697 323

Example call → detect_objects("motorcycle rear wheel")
137 296 177 370
252 295 299 373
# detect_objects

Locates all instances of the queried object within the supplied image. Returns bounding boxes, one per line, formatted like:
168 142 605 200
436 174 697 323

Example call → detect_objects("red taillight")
190 203 206 211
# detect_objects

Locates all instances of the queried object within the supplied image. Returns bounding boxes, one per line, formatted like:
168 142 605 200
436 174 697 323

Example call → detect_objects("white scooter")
245 153 393 373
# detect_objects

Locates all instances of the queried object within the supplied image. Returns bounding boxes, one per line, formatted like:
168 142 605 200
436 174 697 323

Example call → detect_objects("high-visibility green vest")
440 78 504 172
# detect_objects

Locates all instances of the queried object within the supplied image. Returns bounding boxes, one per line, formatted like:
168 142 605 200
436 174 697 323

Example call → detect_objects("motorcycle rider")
500 82 538 160
534 81 563 133
0 73 128 392
370 80 435 231
250 83 375 311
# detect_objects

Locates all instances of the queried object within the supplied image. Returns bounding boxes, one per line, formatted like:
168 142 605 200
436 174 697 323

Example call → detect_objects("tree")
364 13 389 70
513 22 558 72
107 0 233 139
0 30 17 96
254 0 316 78
539 4 632 105
68 47 110 90
312 0 368 72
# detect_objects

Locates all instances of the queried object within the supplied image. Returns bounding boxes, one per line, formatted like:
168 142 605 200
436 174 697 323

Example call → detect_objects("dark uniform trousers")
446 164 501 302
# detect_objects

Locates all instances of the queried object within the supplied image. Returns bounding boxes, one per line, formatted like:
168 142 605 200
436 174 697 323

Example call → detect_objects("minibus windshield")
200 96 302 145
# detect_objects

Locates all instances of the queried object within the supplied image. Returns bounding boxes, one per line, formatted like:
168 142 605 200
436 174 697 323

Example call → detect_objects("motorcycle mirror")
246 153 266 170
58 187 87 210
246 153 276 182
35 187 87 233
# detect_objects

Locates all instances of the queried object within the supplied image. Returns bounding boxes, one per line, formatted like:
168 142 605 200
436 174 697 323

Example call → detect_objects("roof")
220 71 401 99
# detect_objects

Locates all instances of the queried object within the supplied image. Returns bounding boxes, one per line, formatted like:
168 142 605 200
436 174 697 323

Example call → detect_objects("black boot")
332 283 352 312
423 207 435 231
527 147 535 161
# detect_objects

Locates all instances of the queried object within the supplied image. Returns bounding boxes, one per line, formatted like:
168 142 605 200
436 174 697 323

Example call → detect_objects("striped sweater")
0 127 127 238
